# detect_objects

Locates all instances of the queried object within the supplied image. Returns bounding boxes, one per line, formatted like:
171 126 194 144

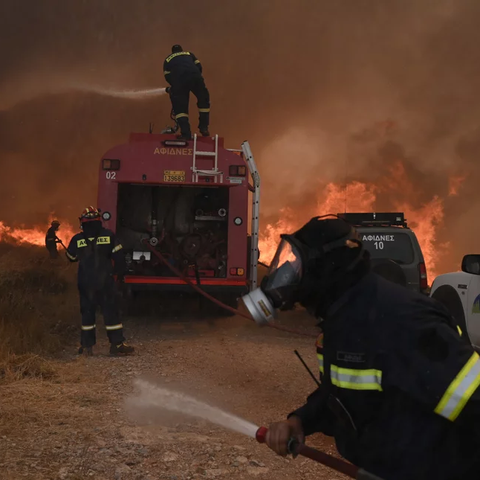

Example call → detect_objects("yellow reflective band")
96 236 111 245
112 244 123 253
434 352 480 421
317 353 324 374
175 113 189 119
166 51 190 62
106 324 123 331
198 108 210 113
330 365 383 391
66 251 77 261
78 237 111 247
81 325 96 331
457 325 463 336
164 70 171 75
194 60 201 64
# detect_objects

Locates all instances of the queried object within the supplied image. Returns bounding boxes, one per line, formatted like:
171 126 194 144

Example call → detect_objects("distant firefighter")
164 44 210 140
65 206 134 357
45 220 61 259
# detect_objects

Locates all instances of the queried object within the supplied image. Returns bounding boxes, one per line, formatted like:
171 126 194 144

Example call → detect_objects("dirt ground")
0 303 347 480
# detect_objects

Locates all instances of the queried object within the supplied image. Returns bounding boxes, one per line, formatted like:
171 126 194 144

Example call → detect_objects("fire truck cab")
97 133 260 309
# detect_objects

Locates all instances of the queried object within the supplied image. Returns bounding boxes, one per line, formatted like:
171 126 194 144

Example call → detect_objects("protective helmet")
171 44 183 53
79 206 101 224
51 220 60 226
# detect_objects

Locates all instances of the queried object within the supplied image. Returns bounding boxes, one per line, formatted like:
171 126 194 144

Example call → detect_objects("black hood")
292 217 370 318
82 220 103 238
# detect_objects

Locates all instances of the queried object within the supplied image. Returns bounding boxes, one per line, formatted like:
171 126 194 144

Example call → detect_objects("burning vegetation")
0 218 76 247
259 154 463 280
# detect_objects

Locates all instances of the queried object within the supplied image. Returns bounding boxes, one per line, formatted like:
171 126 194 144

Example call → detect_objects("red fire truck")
97 133 260 309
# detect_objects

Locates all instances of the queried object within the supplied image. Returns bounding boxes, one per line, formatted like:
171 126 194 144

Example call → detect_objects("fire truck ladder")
241 141 260 291
191 134 223 183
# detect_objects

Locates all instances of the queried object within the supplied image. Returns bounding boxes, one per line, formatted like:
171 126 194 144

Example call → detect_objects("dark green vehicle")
338 212 429 295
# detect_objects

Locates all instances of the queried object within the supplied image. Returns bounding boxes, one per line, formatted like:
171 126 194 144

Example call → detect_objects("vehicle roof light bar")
337 212 407 228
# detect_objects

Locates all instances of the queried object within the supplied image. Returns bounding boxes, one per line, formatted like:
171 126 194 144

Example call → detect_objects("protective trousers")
47 245 58 259
79 280 125 347
170 73 210 136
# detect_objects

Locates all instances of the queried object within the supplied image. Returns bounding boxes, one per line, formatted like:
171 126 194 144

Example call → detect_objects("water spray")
72 85 167 99
127 379 383 480
2 84 168 110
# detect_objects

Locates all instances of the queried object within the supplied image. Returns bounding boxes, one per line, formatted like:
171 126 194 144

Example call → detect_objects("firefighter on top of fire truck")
164 44 210 140
241 216 480 480
45 220 61 259
65 207 134 356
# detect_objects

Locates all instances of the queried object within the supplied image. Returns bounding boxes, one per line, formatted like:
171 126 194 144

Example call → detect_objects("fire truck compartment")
116 183 231 280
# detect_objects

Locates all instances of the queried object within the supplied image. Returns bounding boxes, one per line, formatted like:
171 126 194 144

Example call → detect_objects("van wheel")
432 285 470 343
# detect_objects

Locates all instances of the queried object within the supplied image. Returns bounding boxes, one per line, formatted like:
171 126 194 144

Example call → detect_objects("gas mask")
242 223 363 325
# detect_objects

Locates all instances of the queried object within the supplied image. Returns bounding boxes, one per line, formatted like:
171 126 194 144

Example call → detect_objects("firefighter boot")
176 117 192 140
110 342 135 356
78 346 93 356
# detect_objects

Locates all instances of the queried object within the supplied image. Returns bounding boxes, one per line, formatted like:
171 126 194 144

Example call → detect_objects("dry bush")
0 242 79 364
0 353 57 381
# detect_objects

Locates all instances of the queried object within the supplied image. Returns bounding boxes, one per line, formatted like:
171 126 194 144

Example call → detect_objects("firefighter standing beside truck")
164 44 210 140
65 207 134 356
241 216 480 480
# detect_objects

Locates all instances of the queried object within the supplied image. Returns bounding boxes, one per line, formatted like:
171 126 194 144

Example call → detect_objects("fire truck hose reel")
254 427 384 480
141 239 315 338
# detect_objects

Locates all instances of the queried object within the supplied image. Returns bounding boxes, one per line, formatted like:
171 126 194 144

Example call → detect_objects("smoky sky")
1 0 480 272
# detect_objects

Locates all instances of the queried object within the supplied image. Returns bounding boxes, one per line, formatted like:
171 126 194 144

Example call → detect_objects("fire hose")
141 239 316 338
57 239 67 250
255 427 383 480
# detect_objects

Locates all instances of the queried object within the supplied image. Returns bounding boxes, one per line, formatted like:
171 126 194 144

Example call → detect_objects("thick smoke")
1 0 480 272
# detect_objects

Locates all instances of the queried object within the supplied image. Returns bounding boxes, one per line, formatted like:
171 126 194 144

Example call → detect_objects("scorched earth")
0 308 347 480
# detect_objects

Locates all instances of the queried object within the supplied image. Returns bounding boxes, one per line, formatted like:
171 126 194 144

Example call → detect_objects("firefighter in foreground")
163 44 210 140
241 216 480 480
66 207 134 356
45 220 61 259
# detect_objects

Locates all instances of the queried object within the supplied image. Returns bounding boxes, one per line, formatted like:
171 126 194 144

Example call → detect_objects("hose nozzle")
254 426 384 480
255 426 268 444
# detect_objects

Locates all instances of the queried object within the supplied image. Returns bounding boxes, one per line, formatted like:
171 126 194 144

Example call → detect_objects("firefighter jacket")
45 226 59 249
65 228 124 289
163 51 202 85
291 272 480 480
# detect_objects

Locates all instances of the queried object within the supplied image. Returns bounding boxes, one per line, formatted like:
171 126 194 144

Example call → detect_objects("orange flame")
259 168 446 280
0 216 76 247
394 197 445 279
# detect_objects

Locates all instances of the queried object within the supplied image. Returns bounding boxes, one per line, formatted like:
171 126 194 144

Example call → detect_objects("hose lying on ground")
142 239 316 338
